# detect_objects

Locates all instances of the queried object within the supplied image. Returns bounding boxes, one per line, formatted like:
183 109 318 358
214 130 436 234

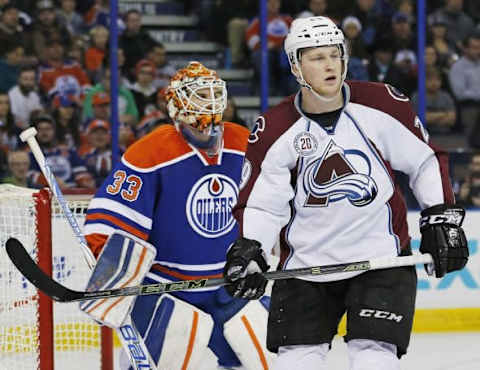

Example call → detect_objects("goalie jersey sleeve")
234 81 454 280
85 123 249 283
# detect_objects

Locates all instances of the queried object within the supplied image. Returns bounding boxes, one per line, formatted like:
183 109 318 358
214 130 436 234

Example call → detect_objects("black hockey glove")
419 204 469 278
223 237 270 300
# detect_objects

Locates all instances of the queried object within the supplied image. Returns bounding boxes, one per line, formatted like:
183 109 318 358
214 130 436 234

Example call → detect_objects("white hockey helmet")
284 16 348 88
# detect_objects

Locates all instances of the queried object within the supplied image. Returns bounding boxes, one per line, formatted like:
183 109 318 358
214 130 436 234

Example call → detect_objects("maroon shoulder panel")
347 80 454 205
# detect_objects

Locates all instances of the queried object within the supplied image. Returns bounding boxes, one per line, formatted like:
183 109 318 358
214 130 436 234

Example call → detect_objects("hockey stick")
19 128 158 370
7 237 434 303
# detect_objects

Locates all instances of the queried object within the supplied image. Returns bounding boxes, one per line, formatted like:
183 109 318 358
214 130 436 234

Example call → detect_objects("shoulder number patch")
294 132 318 157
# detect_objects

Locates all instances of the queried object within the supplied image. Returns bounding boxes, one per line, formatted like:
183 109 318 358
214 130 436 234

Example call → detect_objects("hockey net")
0 185 113 370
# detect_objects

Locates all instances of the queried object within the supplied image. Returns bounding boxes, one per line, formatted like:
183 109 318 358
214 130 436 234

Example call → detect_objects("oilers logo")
303 140 378 207
46 155 72 182
186 174 239 238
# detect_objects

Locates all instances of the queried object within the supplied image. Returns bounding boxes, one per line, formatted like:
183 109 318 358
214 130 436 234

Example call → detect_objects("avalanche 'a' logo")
303 140 378 207
186 174 239 238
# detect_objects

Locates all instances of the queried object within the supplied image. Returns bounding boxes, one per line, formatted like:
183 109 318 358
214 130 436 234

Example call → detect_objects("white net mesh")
0 185 106 370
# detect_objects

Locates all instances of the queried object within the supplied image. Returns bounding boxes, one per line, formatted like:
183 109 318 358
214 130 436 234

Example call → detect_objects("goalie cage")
0 185 113 370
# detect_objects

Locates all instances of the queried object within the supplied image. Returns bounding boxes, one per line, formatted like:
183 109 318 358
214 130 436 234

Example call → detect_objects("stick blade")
6 237 80 302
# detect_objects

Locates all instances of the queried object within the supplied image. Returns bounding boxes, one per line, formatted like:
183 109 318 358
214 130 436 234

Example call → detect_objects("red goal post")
0 185 113 370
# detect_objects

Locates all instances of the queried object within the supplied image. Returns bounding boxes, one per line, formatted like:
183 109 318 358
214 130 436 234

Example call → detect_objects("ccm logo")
359 309 403 322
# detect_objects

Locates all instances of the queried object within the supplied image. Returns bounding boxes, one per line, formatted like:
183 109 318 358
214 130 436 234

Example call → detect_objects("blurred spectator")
0 92 19 153
38 39 91 102
147 42 176 90
82 119 113 187
82 66 138 125
0 0 32 27
296 0 328 19
0 40 23 92
223 97 248 128
51 94 82 149
8 65 43 128
245 0 294 96
28 114 95 190
67 35 88 67
85 25 108 76
82 0 125 33
0 3 29 58
457 152 480 207
342 16 369 60
390 12 417 54
367 37 410 95
56 0 83 36
423 44 451 92
119 9 156 82
346 0 384 47
448 33 480 147
130 59 157 118
89 92 110 122
203 0 257 68
29 0 71 63
2 150 33 187
427 13 458 68
393 49 417 95
396 0 414 20
135 88 170 139
428 0 475 52
411 67 456 135
98 47 129 85
342 16 369 81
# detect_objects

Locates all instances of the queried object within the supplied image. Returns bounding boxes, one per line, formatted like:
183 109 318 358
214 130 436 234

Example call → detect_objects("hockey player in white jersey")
223 16 469 370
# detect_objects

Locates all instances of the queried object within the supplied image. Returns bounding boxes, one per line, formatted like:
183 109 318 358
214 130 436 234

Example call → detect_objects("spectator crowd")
0 0 480 207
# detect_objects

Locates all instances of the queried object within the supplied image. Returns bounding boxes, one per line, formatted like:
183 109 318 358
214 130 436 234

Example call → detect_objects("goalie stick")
19 127 157 370
7 237 434 303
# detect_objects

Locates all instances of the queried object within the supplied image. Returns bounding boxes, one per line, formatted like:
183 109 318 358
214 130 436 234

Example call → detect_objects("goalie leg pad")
140 294 216 370
79 230 156 328
224 297 276 370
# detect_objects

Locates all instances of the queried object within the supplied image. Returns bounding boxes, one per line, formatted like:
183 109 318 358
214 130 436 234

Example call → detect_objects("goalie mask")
284 16 348 101
166 61 227 153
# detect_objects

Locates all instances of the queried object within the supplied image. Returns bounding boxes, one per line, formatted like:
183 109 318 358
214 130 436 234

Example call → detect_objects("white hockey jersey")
234 81 455 282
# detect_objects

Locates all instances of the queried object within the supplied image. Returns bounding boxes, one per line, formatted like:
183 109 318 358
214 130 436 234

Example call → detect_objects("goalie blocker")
79 231 156 328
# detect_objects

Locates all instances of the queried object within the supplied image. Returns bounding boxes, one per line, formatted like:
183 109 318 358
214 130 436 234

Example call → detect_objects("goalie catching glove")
223 237 270 299
419 204 469 278
80 231 156 328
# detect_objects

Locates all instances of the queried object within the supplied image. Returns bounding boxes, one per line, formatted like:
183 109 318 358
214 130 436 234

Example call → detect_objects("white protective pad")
152 295 216 370
224 300 276 370
274 344 329 370
347 339 399 370
79 230 156 328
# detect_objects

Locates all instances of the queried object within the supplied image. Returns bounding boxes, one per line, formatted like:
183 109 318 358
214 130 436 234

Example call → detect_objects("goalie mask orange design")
166 61 227 131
